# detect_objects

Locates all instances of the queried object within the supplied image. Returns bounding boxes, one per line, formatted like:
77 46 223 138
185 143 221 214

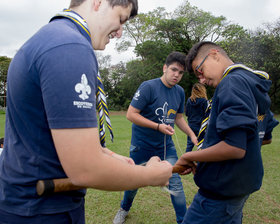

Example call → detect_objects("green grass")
0 113 279 223
84 114 280 224
0 111 5 137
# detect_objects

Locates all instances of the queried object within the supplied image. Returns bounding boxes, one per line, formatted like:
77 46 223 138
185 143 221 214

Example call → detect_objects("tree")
115 7 170 54
219 19 280 112
172 0 230 44
0 56 11 108
99 2 280 112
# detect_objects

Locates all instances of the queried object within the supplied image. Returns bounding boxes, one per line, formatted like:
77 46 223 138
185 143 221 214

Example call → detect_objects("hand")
191 135 198 146
145 156 173 186
112 153 135 165
172 164 194 175
175 154 197 175
158 124 174 136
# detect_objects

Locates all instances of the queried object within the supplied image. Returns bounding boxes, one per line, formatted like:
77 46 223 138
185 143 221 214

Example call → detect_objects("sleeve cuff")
223 129 247 150
263 132 272 141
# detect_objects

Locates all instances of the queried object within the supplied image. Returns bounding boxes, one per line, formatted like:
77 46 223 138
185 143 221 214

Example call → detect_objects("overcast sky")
0 0 279 64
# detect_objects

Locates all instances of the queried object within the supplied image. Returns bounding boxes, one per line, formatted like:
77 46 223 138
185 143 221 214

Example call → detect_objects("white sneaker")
113 208 129 224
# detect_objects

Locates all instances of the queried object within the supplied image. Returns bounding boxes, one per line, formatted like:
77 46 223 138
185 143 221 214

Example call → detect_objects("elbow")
225 143 246 160
126 110 135 123
237 150 246 159
126 113 132 122
234 147 246 159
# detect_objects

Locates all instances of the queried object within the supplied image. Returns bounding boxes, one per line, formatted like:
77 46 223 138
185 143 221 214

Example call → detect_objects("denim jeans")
182 191 249 224
186 125 199 152
121 145 187 224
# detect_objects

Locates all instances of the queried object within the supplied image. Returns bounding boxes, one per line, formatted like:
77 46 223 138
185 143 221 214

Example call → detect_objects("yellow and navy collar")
221 64 269 82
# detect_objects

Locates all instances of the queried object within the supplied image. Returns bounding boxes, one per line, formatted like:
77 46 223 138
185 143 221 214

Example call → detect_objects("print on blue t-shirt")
130 78 185 149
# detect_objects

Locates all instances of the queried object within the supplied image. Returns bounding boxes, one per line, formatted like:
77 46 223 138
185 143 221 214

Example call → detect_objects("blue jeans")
121 145 187 224
186 125 199 152
182 191 249 224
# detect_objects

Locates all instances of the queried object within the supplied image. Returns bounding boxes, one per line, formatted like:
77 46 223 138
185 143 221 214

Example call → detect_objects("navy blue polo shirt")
0 18 98 216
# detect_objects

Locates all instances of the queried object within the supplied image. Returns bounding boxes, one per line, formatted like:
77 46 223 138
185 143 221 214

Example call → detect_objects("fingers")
159 124 174 135
174 155 197 176
179 167 192 175
145 157 173 186
147 156 161 163
192 136 198 145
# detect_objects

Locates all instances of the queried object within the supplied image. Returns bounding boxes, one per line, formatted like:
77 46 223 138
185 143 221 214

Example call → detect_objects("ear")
209 49 220 62
93 0 102 11
163 64 167 73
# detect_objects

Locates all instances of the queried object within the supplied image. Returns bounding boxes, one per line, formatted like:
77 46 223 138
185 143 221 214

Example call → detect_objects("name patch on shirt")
73 74 94 109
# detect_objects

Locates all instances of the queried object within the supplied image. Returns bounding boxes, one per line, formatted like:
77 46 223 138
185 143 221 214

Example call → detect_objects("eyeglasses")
195 54 209 75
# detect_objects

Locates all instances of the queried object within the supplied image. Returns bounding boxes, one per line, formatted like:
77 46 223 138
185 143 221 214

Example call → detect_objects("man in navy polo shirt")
0 0 173 223
175 41 275 224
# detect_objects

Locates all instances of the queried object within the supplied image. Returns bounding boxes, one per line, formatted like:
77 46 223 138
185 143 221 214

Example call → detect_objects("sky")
0 0 279 64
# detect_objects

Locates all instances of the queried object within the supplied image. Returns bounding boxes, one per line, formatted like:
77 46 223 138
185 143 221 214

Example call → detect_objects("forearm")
175 115 196 138
127 105 158 130
72 151 151 191
101 147 115 156
127 112 158 130
52 128 170 191
181 141 245 162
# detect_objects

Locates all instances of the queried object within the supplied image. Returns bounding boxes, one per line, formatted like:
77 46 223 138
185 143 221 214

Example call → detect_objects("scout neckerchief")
50 9 114 147
196 64 269 150
197 99 212 150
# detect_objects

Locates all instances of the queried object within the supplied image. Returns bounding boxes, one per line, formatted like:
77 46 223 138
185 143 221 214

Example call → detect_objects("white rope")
173 131 184 156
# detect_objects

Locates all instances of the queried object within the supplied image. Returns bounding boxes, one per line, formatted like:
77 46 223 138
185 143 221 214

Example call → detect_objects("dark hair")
165 51 187 71
70 0 138 18
0 138 4 146
186 41 228 73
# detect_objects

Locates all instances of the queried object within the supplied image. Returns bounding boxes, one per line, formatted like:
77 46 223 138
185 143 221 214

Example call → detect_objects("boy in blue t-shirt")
113 52 197 224
175 41 275 224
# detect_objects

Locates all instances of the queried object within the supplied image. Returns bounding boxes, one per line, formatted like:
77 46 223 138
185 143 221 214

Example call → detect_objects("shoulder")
218 70 250 95
172 84 185 96
140 78 159 89
33 19 93 58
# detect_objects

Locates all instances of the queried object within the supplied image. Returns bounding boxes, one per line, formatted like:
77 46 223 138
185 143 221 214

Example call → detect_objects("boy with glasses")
175 41 275 223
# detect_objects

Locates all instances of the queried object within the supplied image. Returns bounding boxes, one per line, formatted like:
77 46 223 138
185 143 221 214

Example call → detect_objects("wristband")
157 123 160 131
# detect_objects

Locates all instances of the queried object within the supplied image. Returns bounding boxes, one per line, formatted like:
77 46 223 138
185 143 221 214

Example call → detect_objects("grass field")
0 113 279 223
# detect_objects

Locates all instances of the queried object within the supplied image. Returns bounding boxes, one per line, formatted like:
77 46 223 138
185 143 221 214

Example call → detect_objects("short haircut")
186 41 229 73
70 0 138 19
165 51 187 71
